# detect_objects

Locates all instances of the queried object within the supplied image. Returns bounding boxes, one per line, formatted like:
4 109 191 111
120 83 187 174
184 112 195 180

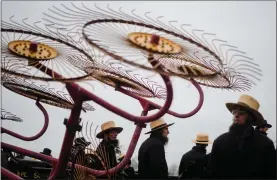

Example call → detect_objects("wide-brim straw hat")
96 121 123 139
192 133 212 144
145 118 174 134
225 94 264 126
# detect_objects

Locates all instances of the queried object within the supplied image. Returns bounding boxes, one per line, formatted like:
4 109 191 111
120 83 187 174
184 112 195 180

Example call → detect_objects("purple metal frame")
2 59 204 179
1 167 23 180
1 100 49 141
117 78 204 118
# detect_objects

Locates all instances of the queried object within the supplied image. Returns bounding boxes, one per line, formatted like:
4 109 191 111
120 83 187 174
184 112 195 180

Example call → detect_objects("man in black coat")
255 119 272 136
138 118 174 179
178 133 212 179
208 94 276 179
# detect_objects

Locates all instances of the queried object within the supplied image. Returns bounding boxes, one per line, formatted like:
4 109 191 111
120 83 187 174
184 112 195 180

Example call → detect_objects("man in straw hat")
90 121 123 179
255 119 272 136
178 133 212 179
138 118 174 178
208 94 276 178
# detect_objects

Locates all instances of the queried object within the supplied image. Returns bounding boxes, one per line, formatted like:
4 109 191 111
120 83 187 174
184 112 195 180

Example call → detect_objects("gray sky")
2 1 276 171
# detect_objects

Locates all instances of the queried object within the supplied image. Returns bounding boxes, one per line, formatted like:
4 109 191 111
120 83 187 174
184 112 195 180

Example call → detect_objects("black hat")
74 137 91 147
40 148 52 156
256 120 272 129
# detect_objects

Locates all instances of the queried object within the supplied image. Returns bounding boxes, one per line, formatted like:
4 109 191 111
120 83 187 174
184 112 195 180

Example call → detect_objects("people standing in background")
138 118 174 179
178 133 212 179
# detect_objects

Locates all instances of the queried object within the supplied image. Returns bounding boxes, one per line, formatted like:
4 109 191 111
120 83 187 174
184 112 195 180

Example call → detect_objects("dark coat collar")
192 145 207 154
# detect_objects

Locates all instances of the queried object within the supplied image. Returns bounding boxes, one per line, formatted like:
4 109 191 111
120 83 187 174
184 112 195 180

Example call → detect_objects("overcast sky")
2 1 276 171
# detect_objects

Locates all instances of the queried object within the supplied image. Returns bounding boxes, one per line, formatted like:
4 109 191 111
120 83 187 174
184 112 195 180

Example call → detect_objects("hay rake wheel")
1 18 94 82
1 30 175 180
67 54 167 99
2 76 95 112
43 2 262 91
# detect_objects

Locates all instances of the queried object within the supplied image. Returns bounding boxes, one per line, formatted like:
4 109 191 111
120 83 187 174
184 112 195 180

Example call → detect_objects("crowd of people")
68 94 276 179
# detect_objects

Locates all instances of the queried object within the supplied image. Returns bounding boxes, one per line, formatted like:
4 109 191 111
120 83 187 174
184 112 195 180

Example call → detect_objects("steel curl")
1 100 49 141
1 109 23 122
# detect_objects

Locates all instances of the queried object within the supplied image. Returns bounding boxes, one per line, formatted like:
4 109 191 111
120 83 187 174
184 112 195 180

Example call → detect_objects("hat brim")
226 103 264 126
145 123 174 134
96 127 123 139
257 124 272 128
192 140 212 144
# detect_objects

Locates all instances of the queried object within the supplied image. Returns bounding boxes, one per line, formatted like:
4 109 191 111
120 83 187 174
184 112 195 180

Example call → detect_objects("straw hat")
192 134 212 144
96 121 123 139
226 94 264 126
145 118 174 134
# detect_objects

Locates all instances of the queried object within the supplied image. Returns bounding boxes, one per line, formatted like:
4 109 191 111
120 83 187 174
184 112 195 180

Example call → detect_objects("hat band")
237 102 250 108
195 140 209 142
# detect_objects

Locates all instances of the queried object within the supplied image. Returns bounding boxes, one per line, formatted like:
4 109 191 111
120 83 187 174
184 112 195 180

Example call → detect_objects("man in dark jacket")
69 137 91 179
138 118 174 179
118 154 135 179
69 137 91 162
208 94 276 179
89 120 123 179
178 133 212 179
255 119 272 136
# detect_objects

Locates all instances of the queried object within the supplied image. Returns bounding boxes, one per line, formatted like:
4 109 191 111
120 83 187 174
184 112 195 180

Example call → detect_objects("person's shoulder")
148 137 163 146
181 149 192 157
253 131 274 146
139 137 158 148
214 132 229 142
